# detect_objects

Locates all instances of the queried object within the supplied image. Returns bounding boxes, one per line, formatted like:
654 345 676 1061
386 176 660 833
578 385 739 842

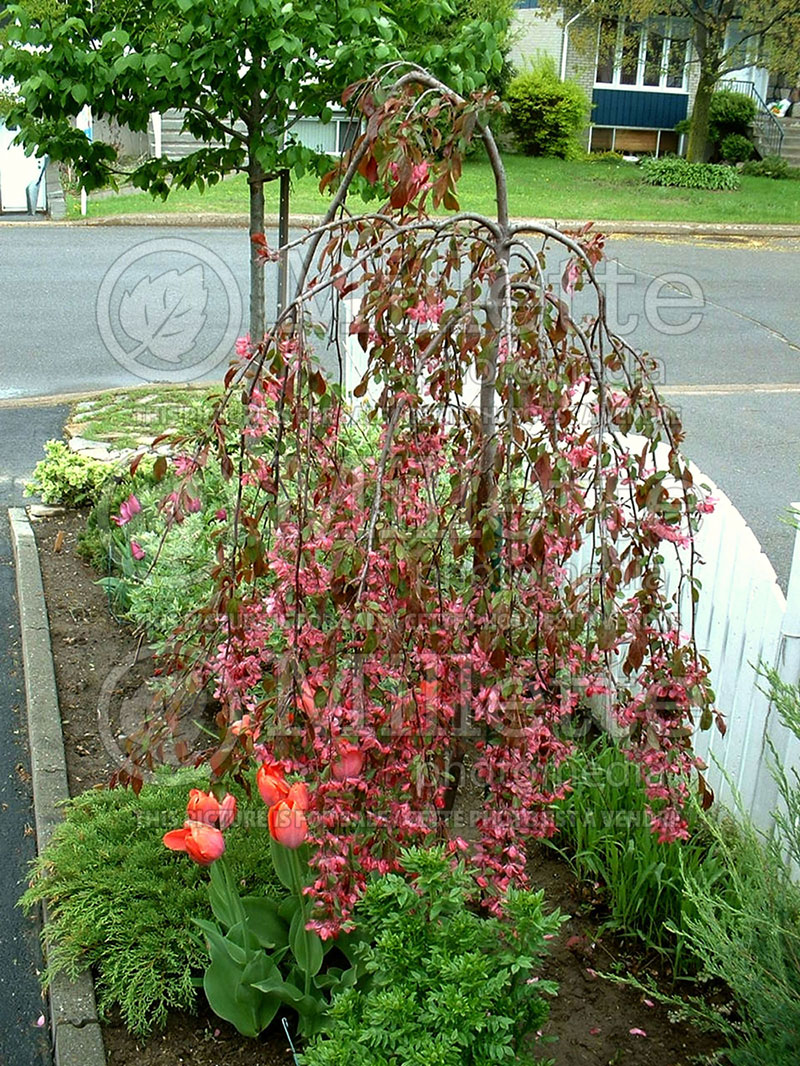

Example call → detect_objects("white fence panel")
565 439 797 835
666 469 790 829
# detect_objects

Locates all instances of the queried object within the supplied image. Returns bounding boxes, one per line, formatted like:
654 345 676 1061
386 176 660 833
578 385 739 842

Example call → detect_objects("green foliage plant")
505 56 591 159
20 768 282 1036
547 736 724 975
720 132 755 163
587 149 627 164
24 439 115 507
299 846 566 1066
639 155 740 190
708 90 758 144
741 155 797 180
196 840 364 1039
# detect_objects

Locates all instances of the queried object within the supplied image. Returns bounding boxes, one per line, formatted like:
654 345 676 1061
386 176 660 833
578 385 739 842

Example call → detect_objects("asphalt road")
1 222 797 582
0 405 69 1066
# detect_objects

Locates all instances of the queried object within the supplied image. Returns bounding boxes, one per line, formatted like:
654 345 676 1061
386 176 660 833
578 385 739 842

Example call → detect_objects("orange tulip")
218 792 238 829
257 762 290 806
286 780 310 811
268 797 308 849
163 820 226 865
185 788 237 828
186 788 220 825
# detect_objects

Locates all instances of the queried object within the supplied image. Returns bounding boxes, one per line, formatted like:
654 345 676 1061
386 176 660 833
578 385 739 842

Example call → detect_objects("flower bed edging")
9 507 106 1066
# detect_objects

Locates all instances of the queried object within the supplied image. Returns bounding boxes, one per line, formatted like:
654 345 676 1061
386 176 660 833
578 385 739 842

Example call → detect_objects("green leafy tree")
554 0 800 161
1 0 506 336
408 0 517 95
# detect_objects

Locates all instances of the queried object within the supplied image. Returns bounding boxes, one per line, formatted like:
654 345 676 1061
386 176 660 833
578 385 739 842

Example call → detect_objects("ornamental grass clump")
548 734 726 974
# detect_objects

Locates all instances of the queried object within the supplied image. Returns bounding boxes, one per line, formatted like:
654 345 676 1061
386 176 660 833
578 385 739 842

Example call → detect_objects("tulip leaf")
279 894 301 921
269 836 298 892
193 918 248 967
241 896 290 949
252 974 304 1004
290 907 324 977
208 859 247 930
202 935 281 1037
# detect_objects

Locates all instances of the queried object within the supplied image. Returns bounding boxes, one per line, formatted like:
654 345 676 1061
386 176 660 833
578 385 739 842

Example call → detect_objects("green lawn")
80 155 800 224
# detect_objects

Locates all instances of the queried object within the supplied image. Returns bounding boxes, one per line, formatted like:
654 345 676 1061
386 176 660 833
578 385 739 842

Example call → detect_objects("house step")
752 113 800 162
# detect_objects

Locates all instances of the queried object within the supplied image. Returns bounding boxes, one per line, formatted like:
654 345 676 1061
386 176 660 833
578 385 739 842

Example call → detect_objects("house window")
595 18 690 91
337 120 361 154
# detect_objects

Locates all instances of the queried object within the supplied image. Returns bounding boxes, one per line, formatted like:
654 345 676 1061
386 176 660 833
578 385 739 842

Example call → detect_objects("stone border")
9 509 107 1066
4 214 800 239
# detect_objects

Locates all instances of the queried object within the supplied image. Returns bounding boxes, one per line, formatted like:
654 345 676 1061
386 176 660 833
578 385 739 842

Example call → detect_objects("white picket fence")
671 471 800 834
571 442 800 836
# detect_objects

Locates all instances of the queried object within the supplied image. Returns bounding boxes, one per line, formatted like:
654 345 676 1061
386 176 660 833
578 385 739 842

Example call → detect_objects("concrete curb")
9 508 107 1066
5 213 800 239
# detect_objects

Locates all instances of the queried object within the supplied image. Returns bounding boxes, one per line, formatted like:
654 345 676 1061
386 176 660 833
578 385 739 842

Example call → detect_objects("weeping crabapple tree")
143 65 723 935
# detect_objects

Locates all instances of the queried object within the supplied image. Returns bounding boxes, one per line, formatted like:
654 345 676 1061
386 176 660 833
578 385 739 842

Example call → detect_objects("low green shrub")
506 56 590 159
300 846 566 1066
639 155 740 190
25 439 115 507
677 91 756 160
709 90 757 143
20 768 283 1036
741 155 797 180
547 735 724 974
720 132 754 163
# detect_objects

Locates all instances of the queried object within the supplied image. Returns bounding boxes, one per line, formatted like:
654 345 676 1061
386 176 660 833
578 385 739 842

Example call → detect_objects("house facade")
510 3 773 156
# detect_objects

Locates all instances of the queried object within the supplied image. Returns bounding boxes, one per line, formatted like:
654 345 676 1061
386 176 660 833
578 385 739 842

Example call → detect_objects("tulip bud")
268 799 308 849
257 762 290 806
163 820 226 865
186 788 220 826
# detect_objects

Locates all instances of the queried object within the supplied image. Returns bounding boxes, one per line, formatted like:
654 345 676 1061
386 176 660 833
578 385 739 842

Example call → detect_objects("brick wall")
508 9 564 69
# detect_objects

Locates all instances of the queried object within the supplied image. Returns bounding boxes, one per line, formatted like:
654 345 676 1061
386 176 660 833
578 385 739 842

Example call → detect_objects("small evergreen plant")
300 846 566 1065
21 768 283 1035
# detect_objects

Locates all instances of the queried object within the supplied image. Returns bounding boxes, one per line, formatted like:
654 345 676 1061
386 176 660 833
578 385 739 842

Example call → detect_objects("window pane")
666 38 688 88
666 18 690 88
596 19 616 83
619 23 641 85
337 120 360 153
644 32 665 86
726 24 749 69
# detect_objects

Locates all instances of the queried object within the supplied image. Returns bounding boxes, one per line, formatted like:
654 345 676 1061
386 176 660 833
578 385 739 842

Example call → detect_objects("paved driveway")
0 225 798 586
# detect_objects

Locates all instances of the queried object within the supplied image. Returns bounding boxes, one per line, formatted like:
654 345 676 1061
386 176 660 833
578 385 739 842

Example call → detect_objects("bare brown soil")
33 510 723 1066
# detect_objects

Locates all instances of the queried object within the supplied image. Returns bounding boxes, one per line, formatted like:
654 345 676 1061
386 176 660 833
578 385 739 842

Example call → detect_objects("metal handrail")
722 78 785 158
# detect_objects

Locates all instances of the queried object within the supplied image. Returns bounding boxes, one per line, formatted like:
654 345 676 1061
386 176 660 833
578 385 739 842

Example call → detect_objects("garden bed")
32 509 723 1066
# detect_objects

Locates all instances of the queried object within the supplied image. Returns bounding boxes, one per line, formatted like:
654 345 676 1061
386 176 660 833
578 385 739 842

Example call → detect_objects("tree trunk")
686 22 722 164
687 74 715 162
277 168 290 318
248 157 266 341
